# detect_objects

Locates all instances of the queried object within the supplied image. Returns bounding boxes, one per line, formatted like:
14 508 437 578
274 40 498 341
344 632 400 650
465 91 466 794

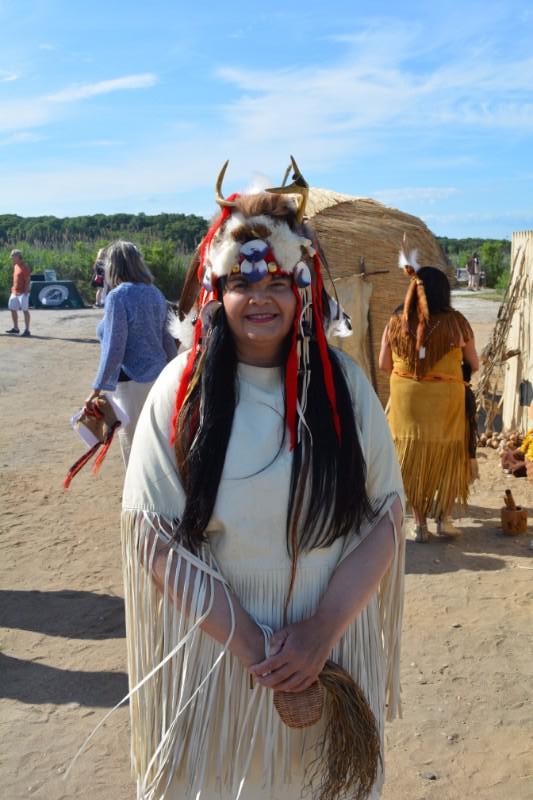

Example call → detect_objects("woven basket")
273 681 324 729
526 459 533 483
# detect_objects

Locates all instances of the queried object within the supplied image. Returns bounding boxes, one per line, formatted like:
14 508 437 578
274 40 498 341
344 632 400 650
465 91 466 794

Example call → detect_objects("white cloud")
46 73 158 103
328 20 421 67
0 129 288 217
413 155 478 169
422 208 533 238
0 72 159 134
424 209 533 224
215 23 533 148
0 70 19 82
0 131 44 146
0 99 52 132
65 139 123 148
374 187 459 205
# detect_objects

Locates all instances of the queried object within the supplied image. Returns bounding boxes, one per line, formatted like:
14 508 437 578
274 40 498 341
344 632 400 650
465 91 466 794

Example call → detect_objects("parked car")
455 267 486 287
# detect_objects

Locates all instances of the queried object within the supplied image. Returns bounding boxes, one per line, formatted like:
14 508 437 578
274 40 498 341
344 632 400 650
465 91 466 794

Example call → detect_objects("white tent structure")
502 231 533 432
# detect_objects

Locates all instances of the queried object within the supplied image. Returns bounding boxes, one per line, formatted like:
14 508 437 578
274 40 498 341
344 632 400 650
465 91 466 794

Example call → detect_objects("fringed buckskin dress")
386 308 474 518
121 349 405 800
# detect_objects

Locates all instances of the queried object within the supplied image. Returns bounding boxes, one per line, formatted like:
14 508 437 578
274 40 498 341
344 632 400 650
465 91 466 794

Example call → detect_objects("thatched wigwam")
501 231 533 432
307 188 448 406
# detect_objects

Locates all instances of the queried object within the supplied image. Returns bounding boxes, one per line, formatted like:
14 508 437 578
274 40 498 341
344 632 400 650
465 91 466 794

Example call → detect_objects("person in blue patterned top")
84 241 177 465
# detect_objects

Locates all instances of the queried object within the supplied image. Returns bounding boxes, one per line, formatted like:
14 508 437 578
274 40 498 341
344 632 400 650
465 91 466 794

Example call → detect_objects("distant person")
83 241 177 466
472 253 481 291
91 248 107 308
466 255 476 291
6 249 32 336
379 259 479 542
467 253 481 291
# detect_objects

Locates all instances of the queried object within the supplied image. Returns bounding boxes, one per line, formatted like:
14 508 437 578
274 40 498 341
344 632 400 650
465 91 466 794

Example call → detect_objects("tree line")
0 212 208 250
0 212 209 305
0 212 512 306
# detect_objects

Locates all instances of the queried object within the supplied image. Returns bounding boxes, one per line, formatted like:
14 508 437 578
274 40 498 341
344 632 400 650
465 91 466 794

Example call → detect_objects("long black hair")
393 266 451 318
174 305 374 555
414 266 451 314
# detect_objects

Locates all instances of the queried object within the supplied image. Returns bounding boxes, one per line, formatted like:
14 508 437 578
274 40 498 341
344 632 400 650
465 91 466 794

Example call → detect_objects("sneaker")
21 330 31 337
436 518 462 538
413 524 430 543
5 327 20 334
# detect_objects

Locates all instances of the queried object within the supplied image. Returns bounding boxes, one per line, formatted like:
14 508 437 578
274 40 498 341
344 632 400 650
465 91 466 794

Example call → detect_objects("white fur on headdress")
207 213 315 278
167 308 196 348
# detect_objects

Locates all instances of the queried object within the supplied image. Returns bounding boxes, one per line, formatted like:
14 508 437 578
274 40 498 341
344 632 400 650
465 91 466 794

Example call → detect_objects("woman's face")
222 272 297 366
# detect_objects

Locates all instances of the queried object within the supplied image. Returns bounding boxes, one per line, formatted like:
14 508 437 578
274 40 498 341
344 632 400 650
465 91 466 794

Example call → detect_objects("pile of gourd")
477 431 523 454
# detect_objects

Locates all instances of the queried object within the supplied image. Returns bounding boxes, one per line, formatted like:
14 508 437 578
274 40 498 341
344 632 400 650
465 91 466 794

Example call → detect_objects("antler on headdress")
266 155 309 223
215 160 239 209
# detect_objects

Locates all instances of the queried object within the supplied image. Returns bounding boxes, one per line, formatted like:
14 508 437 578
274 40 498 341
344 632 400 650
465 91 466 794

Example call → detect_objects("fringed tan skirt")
388 349 470 518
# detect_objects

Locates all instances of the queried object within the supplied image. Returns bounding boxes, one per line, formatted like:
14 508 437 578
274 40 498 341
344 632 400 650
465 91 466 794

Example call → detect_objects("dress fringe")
393 438 469 518
379 508 405 721
120 503 404 800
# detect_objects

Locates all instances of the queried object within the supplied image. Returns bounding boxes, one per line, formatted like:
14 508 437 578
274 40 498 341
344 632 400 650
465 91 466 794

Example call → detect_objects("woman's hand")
249 615 337 693
83 389 102 415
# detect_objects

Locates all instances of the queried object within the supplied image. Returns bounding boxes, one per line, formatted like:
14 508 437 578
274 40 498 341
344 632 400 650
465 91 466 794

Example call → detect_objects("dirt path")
1 299 532 800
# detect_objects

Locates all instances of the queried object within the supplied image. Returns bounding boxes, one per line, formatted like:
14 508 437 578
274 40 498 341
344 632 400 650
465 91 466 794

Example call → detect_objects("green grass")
452 288 504 302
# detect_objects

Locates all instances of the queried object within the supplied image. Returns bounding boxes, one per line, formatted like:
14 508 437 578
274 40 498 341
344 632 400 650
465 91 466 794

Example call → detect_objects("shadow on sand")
0 652 128 707
1 333 98 344
405 508 532 575
0 589 125 639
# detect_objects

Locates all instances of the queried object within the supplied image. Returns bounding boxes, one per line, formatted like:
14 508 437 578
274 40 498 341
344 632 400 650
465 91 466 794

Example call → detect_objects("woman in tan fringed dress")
120 162 405 800
379 263 479 542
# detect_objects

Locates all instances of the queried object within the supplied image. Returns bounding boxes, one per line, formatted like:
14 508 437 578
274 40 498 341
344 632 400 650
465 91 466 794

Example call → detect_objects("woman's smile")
245 311 278 323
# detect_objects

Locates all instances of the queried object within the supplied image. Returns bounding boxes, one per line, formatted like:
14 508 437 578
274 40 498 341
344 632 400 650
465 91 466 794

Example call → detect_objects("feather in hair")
398 247 420 272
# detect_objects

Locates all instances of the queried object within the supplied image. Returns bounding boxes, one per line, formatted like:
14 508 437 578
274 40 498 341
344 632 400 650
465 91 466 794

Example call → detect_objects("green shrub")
495 269 510 294
1 240 194 306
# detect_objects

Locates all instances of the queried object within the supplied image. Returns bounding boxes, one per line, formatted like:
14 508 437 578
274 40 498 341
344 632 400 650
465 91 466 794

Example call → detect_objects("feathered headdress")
172 157 350 450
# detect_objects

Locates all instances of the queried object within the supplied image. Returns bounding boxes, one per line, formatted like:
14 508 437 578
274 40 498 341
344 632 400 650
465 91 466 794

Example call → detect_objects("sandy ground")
1 295 532 800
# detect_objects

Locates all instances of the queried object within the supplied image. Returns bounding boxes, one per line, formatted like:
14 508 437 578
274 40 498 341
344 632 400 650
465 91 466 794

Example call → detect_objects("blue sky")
0 0 531 238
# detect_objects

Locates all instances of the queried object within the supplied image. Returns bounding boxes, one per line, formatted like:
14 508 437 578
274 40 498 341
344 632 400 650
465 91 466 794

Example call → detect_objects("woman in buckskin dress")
379 257 479 542
121 163 405 800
